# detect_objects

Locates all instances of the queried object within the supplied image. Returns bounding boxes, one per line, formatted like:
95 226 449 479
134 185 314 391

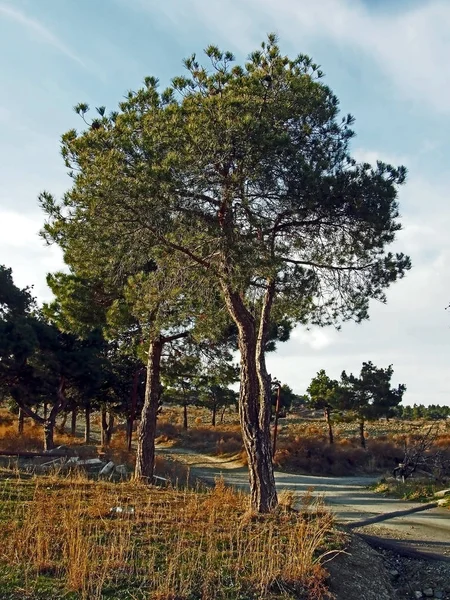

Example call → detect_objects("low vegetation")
370 478 450 505
0 470 338 600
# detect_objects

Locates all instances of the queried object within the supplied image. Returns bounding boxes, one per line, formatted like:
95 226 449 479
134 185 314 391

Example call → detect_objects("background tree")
41 36 411 512
270 384 300 417
339 361 406 448
306 370 340 444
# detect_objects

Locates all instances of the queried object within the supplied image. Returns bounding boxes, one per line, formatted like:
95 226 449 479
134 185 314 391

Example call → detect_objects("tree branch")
281 257 374 271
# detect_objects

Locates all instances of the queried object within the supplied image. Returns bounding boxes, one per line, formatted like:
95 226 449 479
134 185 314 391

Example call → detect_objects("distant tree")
306 370 340 444
270 384 300 416
412 403 426 420
339 362 406 448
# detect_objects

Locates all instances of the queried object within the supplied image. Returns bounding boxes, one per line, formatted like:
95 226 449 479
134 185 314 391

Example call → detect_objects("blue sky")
1 0 449 405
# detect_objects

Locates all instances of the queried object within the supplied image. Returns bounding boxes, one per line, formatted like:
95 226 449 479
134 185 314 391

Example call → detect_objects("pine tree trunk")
183 402 188 430
18 408 24 435
43 417 56 450
127 367 141 451
101 406 108 447
71 408 77 436
211 402 217 427
135 338 163 482
58 412 67 434
43 402 48 421
325 407 334 445
359 420 366 449
44 378 66 451
84 404 91 444
106 412 114 445
220 405 226 424
222 284 278 513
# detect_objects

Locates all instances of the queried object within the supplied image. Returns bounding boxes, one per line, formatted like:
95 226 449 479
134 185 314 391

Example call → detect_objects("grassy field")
0 469 339 600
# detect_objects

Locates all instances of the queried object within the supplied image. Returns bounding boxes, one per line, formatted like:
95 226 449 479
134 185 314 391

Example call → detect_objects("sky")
0 0 449 406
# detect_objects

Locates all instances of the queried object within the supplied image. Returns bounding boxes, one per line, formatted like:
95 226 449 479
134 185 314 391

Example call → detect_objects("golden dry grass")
0 471 338 600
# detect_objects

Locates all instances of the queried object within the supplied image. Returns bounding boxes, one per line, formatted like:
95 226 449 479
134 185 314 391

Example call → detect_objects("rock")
77 458 103 466
434 489 450 498
99 461 115 476
46 445 70 455
110 506 135 515
434 591 444 599
423 589 433 597
389 569 399 578
114 464 128 475
414 592 423 599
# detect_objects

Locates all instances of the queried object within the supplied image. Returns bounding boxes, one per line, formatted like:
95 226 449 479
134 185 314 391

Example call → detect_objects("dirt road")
156 446 450 560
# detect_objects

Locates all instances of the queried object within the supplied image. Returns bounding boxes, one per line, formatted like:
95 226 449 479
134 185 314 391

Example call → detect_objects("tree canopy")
40 35 411 512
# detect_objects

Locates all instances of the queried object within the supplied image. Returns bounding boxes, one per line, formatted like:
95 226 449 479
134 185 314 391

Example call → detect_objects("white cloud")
0 210 65 302
131 0 450 114
266 164 450 406
0 3 85 67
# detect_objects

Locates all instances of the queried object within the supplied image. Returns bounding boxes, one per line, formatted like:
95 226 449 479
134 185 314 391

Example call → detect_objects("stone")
46 445 70 455
423 589 433 598
114 464 128 475
99 461 115 476
389 569 399 578
413 592 423 599
434 489 450 498
110 506 135 515
434 591 444 599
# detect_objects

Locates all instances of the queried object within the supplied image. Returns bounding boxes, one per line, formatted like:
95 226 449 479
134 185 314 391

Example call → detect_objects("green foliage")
396 403 450 421
41 34 410 333
271 384 301 413
306 369 340 411
339 362 406 421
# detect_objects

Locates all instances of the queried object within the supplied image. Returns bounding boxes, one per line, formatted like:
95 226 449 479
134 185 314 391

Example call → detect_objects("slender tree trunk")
101 406 108 447
220 405 226 424
222 284 278 513
58 412 67 434
106 411 114 445
18 408 24 435
43 418 55 451
183 402 188 430
43 402 48 421
211 402 217 427
127 367 141 451
359 420 366 449
44 378 67 451
325 407 334 445
101 407 114 447
71 408 77 436
84 404 91 444
135 338 163 482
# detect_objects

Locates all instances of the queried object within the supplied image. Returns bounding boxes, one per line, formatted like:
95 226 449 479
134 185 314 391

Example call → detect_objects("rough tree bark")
135 337 163 482
222 283 278 513
135 331 188 482
101 406 114 447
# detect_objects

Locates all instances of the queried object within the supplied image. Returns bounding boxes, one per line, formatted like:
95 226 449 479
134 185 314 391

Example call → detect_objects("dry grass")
156 421 243 457
0 470 338 600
